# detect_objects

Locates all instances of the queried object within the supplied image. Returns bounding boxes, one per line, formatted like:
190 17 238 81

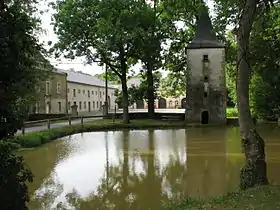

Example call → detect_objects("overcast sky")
37 0 214 76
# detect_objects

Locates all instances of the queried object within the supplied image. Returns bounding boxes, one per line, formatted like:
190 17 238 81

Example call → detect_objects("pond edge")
9 119 236 150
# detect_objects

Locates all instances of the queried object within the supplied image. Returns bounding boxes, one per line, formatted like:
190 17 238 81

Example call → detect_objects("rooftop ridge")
56 68 117 88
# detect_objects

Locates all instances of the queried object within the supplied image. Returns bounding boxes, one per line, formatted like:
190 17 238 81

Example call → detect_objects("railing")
20 109 189 135
21 114 118 135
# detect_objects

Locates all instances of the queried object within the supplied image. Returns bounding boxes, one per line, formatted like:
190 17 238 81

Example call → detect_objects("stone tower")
185 6 226 124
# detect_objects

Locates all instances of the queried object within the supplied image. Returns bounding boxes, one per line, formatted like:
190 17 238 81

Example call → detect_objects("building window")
33 103 39 113
203 54 209 61
78 89 81 94
103 91 105 95
100 101 102 108
58 102 62 112
97 101 99 108
83 90 85 94
68 102 70 110
73 101 76 106
84 101 86 109
92 90 94 95
79 101 82 110
36 103 40 113
73 89 76 97
99 91 101 97
93 101 95 109
57 82 61 93
203 54 210 69
46 81 50 94
36 85 40 92
96 91 98 95
204 81 209 98
88 90 90 97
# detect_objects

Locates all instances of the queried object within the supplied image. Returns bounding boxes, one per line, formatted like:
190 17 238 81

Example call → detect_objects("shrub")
0 141 33 209
227 108 238 118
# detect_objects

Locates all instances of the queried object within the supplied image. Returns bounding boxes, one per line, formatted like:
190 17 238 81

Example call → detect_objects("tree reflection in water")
26 128 248 210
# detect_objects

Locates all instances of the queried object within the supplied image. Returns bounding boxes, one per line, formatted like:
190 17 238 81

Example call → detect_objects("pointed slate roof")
187 6 225 49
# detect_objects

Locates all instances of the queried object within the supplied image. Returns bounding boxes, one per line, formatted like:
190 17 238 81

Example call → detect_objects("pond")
21 125 280 210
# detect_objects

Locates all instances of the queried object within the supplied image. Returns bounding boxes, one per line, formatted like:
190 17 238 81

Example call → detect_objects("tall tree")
159 0 204 98
135 0 170 117
221 4 280 121
51 0 149 123
0 0 47 208
249 3 280 120
0 0 49 139
215 0 274 189
236 0 271 189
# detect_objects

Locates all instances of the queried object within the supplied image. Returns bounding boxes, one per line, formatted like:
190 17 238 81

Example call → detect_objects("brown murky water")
21 125 280 210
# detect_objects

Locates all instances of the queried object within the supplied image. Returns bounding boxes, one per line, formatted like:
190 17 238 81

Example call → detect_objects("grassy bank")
162 186 280 210
11 119 191 149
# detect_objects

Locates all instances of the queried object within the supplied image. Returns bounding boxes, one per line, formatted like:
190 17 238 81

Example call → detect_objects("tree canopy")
0 0 47 208
0 0 50 139
52 0 163 123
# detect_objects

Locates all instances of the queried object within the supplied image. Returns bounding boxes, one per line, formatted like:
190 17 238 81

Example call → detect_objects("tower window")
203 54 209 61
204 82 209 92
204 76 208 81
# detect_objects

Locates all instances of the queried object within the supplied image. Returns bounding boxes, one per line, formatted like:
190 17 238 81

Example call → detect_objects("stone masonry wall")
185 48 226 124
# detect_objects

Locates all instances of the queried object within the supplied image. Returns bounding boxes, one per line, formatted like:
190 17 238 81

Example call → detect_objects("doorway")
201 111 209 124
181 98 187 108
158 98 166 108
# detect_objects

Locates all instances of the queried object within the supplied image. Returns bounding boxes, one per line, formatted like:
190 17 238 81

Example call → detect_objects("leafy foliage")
160 0 205 97
222 2 280 120
51 0 159 123
0 141 33 209
94 71 120 84
0 0 49 208
115 72 162 108
0 0 49 139
249 3 280 120
160 71 186 98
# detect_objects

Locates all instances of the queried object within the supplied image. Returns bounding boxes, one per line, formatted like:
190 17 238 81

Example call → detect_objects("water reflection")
21 126 280 210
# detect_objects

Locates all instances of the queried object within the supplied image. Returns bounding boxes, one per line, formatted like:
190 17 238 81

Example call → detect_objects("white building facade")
59 69 117 115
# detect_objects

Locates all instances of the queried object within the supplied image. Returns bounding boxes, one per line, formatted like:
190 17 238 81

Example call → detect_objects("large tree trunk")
146 0 157 118
237 0 268 190
147 60 155 118
120 46 129 124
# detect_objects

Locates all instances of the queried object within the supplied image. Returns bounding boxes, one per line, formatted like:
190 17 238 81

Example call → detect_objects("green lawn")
14 110 239 150
11 119 188 149
162 186 280 210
